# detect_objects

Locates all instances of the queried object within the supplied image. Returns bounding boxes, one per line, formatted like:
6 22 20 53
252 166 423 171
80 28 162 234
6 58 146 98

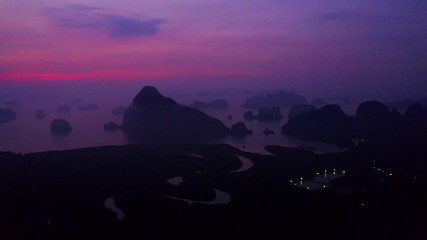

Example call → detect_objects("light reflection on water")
166 176 184 186
204 107 341 154
104 196 125 221
163 189 231 206
230 155 254 173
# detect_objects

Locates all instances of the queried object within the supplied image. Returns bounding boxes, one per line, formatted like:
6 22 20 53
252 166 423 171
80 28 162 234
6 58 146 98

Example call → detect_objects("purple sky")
1 0 426 97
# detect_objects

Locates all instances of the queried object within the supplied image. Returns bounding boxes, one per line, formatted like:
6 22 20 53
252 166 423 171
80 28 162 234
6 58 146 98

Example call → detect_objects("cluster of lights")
288 168 347 191
373 166 393 176
322 169 346 176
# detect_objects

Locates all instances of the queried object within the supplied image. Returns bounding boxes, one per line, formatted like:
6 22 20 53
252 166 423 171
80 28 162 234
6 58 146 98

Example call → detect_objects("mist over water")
0 81 419 154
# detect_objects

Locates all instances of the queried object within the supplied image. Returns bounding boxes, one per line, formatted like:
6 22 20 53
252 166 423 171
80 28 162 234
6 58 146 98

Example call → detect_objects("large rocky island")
282 100 427 147
122 86 230 143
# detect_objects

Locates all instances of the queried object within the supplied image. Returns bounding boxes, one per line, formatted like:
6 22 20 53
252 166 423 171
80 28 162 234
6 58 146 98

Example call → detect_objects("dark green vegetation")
0 131 426 239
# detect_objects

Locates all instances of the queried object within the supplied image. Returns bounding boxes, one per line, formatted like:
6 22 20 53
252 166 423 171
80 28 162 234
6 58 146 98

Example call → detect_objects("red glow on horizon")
3 69 187 82
1 68 260 83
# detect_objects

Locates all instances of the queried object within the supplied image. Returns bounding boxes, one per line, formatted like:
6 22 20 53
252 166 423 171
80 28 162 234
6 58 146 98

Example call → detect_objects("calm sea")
0 90 358 154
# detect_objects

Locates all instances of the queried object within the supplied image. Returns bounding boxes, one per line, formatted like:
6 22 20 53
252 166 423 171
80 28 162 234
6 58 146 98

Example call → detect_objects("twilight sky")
1 0 426 97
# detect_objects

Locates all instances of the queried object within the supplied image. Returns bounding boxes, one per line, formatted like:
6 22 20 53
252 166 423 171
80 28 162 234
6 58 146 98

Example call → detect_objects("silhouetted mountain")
389 108 403 127
56 105 71 113
230 122 252 137
403 103 427 122
190 99 229 109
243 90 307 108
282 105 354 145
112 106 127 116
131 86 178 108
354 101 397 135
50 119 72 135
122 86 229 143
0 108 16 123
386 96 427 109
402 103 427 133
283 101 427 146
288 104 316 119
257 107 283 121
311 97 328 106
386 98 414 109
356 101 390 123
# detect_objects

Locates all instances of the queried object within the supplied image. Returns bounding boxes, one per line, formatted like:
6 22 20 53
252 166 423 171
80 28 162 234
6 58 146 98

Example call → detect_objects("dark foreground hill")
0 134 426 239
